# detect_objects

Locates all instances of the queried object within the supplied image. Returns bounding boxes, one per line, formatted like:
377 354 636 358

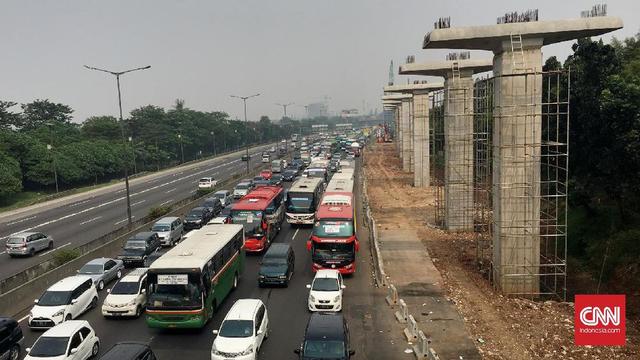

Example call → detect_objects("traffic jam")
2 132 367 360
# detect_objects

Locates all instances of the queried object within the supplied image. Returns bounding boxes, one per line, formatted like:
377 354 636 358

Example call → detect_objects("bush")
148 205 171 219
53 249 80 266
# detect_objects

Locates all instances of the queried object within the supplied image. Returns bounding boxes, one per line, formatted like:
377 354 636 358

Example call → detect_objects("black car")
99 342 157 360
144 251 164 267
184 207 213 230
282 169 297 181
295 313 354 359
253 179 271 188
118 232 161 267
270 174 283 186
0 317 22 360
220 204 232 218
241 154 250 161
258 243 295 287
202 197 223 216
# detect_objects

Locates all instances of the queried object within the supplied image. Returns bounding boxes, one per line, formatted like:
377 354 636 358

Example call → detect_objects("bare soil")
364 142 639 359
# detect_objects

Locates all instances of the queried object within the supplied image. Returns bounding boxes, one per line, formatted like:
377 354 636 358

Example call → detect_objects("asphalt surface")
15 157 405 360
0 144 276 281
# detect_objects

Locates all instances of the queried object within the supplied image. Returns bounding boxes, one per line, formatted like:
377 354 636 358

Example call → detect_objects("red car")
260 170 273 180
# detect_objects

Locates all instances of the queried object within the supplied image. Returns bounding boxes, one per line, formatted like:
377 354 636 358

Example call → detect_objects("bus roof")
289 177 323 193
326 178 354 193
316 192 353 220
232 186 283 211
149 224 243 271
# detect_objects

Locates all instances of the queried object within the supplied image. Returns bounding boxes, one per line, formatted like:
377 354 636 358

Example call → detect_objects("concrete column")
444 70 475 231
413 91 430 187
401 98 412 172
492 39 543 295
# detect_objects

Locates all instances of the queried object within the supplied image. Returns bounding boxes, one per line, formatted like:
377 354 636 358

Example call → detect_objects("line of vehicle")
39 242 71 257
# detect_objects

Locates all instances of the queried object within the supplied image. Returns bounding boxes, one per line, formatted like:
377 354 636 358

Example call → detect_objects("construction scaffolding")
429 90 445 227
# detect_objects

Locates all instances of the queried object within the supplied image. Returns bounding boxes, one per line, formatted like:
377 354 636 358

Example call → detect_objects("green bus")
145 224 245 328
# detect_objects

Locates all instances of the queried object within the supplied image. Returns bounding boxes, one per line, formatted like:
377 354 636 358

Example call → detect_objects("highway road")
0 144 276 281
15 158 405 360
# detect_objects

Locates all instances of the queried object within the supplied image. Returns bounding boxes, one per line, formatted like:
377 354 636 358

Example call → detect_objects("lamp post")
230 93 260 174
128 136 137 174
84 64 151 227
177 134 185 163
210 130 216 156
46 144 59 193
276 102 294 119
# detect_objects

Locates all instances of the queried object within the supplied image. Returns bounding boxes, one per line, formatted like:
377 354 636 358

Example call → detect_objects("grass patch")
53 249 80 267
148 205 171 219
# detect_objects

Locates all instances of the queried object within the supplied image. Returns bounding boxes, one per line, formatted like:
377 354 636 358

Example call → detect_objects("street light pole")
230 93 260 174
84 64 150 228
178 134 185 163
276 102 294 119
46 144 59 193
210 131 216 156
128 136 137 174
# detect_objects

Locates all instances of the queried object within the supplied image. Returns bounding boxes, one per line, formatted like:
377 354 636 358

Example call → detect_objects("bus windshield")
313 220 354 238
312 242 354 261
287 192 314 212
307 169 326 179
147 273 203 310
231 210 264 237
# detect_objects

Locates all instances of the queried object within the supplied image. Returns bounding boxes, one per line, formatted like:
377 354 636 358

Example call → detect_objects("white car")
306 270 345 312
29 276 98 329
198 177 218 190
211 299 269 360
102 268 148 318
25 320 99 360
269 146 276 153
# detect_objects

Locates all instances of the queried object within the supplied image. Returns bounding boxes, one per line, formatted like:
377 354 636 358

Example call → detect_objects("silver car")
77 257 125 291
5 232 53 257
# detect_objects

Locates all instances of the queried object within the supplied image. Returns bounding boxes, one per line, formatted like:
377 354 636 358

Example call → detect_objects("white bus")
286 177 324 225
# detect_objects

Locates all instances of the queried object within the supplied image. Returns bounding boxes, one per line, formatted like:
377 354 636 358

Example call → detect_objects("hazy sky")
1 1 638 122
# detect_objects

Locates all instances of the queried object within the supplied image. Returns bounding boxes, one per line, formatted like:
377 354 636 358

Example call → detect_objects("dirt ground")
364 142 639 359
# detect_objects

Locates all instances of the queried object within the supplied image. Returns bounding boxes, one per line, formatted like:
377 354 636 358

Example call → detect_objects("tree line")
0 99 303 201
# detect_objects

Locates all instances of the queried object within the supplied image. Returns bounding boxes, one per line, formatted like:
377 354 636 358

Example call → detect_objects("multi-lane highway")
0 144 275 280
14 158 404 360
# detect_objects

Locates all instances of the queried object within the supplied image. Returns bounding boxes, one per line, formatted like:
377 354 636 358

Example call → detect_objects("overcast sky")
1 0 637 123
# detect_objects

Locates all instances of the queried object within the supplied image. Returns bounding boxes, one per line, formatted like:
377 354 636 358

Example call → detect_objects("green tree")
81 116 120 140
0 151 22 198
20 99 73 131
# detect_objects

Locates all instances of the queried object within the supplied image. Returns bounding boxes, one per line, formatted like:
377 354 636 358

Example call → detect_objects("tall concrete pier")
382 100 402 150
384 83 444 187
424 16 622 295
400 60 491 230
383 94 413 171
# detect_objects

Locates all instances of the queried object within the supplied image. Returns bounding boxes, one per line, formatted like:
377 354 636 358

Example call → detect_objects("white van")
211 299 269 360
102 268 148 318
29 276 98 329
151 217 183 246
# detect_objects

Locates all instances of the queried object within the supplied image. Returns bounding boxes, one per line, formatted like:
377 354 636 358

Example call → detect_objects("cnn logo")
575 294 625 346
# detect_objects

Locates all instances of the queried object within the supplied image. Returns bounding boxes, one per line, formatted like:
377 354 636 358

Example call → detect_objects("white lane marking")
0 251 5 255
68 199 92 208
292 228 300 241
131 200 146 207
114 217 135 226
159 199 173 206
190 190 197 194
39 242 71 257
115 188 126 194
166 187 177 194
79 216 102 226
5 215 37 226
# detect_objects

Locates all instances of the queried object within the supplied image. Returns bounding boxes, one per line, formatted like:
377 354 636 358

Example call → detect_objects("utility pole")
276 102 294 119
46 123 59 193
230 93 260 174
84 64 150 228
128 136 137 173
210 131 216 156
177 134 185 163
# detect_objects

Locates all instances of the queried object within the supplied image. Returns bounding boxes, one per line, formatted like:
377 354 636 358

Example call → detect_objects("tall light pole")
276 102 294 119
177 134 185 163
210 131 216 156
230 93 260 174
84 64 151 228
128 136 137 174
46 144 59 193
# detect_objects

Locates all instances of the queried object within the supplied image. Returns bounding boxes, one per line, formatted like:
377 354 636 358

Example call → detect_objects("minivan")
5 232 53 257
151 217 183 246
211 299 269 360
294 313 354 359
118 232 161 267
258 243 295 287
0 316 23 360
213 190 233 206
202 197 223 216
29 276 98 329
99 342 157 360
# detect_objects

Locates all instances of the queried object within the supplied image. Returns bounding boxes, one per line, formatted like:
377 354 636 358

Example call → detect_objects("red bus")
231 186 284 253
307 192 359 274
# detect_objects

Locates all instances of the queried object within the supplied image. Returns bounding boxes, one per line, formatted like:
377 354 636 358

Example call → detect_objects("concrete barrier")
386 284 398 306
412 330 432 359
0 165 266 317
404 314 418 341
394 298 408 324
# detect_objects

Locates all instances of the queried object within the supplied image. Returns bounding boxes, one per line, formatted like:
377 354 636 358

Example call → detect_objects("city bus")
145 224 244 329
309 189 359 274
231 186 284 252
286 177 324 225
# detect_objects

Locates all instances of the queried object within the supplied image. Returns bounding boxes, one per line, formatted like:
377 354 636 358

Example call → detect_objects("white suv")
211 299 269 360
198 177 218 190
29 276 98 329
25 320 99 360
306 269 345 312
102 268 148 318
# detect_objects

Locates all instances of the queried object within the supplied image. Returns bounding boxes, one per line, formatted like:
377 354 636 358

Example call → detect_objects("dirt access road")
364 142 639 359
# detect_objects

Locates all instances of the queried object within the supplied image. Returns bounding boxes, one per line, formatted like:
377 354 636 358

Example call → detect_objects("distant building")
307 102 328 118
340 109 359 118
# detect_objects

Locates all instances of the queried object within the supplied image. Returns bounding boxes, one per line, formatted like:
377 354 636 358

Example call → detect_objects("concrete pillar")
412 91 430 187
401 98 412 172
444 70 475 231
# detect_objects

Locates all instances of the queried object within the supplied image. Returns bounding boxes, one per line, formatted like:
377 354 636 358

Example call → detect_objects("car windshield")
220 206 232 216
186 210 203 219
111 281 140 295
215 193 226 200
124 240 147 250
236 184 249 190
79 263 103 274
287 192 314 212
285 170 296 176
6 237 25 244
312 278 340 291
199 178 211 183
147 274 203 309
313 221 354 238
29 336 70 357
307 170 326 178
303 340 345 358
262 257 287 266
203 200 218 208
219 320 254 338
38 290 72 306
152 224 170 232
